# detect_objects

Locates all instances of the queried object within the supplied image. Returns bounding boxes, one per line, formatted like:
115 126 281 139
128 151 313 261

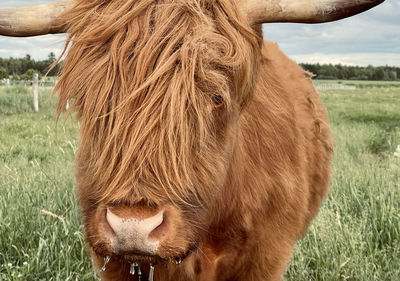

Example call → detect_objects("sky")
0 0 399 66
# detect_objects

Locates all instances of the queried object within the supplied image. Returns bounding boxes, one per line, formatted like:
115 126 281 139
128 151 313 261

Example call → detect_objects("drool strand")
100 256 111 272
149 264 155 281
130 262 138 275
138 265 142 281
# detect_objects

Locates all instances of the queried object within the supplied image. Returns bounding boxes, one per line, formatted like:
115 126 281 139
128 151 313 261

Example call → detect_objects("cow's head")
0 0 384 265
61 0 263 263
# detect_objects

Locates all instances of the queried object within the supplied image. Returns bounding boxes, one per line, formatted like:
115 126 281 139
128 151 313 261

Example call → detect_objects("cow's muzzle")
96 203 198 265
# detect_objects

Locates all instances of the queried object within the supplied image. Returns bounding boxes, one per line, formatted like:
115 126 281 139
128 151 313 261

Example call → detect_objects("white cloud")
262 0 400 66
0 35 66 60
263 14 400 55
1 0 58 8
290 53 400 67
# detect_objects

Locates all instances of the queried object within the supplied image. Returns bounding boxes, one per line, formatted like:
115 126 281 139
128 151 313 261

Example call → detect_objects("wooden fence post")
6 78 10 88
33 73 39 112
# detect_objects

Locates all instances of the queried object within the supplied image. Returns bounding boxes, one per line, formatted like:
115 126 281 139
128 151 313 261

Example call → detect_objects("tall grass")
0 84 399 280
0 86 95 280
285 87 400 280
313 80 400 88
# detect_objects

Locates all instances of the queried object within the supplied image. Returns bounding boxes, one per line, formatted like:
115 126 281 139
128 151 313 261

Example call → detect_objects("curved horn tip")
242 0 386 25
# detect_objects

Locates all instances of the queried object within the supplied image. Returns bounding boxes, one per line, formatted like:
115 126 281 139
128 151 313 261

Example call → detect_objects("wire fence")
0 78 56 88
314 83 357 90
0 75 59 112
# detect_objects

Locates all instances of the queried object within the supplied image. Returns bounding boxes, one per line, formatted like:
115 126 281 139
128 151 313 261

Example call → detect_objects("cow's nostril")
148 211 169 242
105 208 166 255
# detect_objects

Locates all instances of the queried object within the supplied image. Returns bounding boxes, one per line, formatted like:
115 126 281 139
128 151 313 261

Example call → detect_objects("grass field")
0 82 399 280
313 80 400 88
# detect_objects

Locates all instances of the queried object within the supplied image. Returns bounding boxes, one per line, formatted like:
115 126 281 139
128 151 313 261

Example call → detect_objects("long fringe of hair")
55 0 261 206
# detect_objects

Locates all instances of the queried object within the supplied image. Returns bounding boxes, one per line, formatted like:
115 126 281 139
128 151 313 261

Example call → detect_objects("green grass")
313 80 400 88
0 86 96 280
1 85 399 280
285 86 400 280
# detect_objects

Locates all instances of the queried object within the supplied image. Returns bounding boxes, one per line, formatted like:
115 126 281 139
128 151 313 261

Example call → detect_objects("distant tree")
389 71 397 80
20 69 38 81
300 63 400 81
0 67 8 79
374 68 385 80
45 52 59 76
48 52 56 62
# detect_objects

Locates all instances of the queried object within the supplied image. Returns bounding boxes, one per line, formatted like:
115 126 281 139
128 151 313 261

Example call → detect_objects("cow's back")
261 40 333 223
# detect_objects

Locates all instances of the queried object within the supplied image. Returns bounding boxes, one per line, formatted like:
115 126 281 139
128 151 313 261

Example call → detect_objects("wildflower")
7 263 12 267
394 145 400 158
23 262 28 266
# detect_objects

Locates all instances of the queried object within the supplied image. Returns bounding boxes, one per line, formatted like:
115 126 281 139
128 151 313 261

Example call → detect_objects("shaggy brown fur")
55 0 333 280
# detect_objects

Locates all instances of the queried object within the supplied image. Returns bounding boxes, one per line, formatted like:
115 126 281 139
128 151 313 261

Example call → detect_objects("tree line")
299 63 400 81
0 53 399 81
0 53 60 80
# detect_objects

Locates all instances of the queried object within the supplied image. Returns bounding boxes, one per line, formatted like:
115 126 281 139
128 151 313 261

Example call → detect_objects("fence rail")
314 83 356 90
33 74 39 112
0 79 56 87
1 77 59 112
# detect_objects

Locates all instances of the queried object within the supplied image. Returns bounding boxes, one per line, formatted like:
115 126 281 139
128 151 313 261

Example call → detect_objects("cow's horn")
0 0 71 37
242 0 385 25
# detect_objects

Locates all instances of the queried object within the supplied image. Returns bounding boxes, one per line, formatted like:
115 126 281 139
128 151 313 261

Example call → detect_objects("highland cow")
0 0 384 280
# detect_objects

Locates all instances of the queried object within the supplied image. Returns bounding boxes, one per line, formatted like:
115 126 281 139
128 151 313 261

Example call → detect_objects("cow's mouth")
99 241 199 268
122 253 169 265
123 241 199 265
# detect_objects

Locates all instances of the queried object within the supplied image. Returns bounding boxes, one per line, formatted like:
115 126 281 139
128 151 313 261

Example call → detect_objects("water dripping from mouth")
149 264 155 281
130 262 138 275
138 265 142 281
100 256 111 272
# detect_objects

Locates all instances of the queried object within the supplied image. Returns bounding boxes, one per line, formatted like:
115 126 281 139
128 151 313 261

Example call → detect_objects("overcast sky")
1 0 399 66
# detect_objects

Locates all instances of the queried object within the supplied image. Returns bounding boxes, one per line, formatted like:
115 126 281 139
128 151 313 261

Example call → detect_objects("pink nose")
106 208 166 255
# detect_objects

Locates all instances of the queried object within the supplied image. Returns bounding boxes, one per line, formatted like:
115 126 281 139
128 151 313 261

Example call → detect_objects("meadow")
0 82 399 280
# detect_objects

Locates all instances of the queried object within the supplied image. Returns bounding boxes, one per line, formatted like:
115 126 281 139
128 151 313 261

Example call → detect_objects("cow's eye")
212 94 224 106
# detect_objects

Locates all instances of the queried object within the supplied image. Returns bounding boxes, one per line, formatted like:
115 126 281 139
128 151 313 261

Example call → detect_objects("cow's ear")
240 0 385 25
0 0 71 37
